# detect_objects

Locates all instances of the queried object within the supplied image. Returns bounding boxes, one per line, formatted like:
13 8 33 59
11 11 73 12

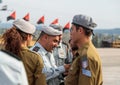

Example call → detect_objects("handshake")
64 64 71 75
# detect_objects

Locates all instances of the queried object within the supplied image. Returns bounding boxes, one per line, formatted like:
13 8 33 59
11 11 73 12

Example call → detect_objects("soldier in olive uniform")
65 14 103 85
2 19 46 85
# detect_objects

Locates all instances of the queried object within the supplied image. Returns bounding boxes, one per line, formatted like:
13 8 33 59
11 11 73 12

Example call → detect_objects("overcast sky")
0 0 120 29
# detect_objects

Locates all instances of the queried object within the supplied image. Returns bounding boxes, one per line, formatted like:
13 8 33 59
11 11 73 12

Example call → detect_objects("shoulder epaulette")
32 46 40 52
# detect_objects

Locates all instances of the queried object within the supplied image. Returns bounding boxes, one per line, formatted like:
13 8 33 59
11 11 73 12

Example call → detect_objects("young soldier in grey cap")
50 24 73 85
65 14 103 85
30 25 71 85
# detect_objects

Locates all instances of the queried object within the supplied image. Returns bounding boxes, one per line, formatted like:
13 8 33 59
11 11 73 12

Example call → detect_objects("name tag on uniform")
58 48 66 58
82 69 91 77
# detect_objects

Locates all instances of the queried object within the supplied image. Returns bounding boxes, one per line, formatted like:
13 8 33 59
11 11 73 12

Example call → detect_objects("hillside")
94 28 120 35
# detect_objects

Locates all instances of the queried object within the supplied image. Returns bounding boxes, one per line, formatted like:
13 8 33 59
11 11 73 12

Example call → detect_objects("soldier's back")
20 47 46 85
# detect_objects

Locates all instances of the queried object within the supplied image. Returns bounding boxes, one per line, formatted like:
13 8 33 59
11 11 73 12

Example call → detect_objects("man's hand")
64 64 71 72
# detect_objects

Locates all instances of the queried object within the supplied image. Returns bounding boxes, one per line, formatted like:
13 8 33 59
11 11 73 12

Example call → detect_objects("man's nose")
55 42 59 47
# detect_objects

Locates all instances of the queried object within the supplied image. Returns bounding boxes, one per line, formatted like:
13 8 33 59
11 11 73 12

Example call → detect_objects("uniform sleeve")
44 65 65 80
78 57 103 85
21 62 29 85
42 52 66 80
34 55 47 85
95 60 103 85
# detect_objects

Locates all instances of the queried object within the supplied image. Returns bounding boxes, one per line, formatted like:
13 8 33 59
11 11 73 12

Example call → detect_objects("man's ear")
27 34 31 39
79 27 85 34
26 34 29 40
78 27 82 33
44 34 48 40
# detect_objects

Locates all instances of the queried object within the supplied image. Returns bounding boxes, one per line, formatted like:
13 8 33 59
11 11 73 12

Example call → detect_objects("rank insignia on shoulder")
33 46 40 52
81 57 88 69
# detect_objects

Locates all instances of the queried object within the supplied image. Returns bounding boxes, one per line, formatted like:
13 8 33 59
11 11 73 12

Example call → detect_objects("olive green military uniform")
20 47 46 85
65 41 103 85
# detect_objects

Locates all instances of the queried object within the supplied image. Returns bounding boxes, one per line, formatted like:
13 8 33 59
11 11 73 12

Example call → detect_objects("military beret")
72 14 97 30
40 25 62 36
13 19 36 34
49 24 63 31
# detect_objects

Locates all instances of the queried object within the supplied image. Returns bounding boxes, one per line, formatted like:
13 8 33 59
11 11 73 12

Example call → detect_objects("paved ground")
0 45 119 85
97 48 120 85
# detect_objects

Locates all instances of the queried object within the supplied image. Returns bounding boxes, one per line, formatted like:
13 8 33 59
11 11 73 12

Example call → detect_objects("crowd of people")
0 14 103 85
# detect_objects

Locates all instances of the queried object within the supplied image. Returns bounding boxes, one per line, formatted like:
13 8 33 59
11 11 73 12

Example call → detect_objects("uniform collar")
57 42 62 48
76 41 92 56
35 42 48 56
21 46 29 50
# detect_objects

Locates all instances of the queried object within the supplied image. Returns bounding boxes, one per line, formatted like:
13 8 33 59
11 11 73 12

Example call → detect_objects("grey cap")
13 19 36 34
49 24 63 32
72 14 97 30
40 25 62 36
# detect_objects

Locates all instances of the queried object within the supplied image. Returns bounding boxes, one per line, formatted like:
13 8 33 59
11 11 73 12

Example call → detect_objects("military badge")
81 57 88 69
